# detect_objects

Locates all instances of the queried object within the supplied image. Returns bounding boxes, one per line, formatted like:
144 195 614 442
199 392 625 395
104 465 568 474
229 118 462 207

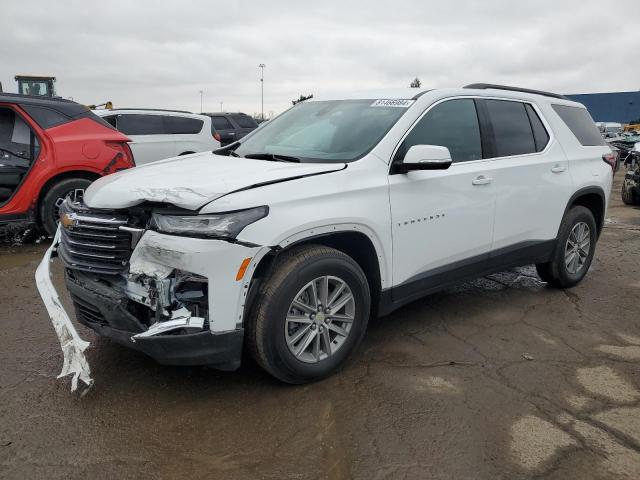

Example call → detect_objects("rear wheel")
247 245 370 383
40 178 92 236
535 206 597 288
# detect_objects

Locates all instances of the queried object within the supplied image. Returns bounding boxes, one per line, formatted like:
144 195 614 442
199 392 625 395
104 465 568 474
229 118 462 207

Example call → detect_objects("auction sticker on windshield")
370 99 415 108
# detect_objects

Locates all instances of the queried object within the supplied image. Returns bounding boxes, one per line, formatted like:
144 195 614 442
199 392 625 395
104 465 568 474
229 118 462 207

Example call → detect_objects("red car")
0 93 134 235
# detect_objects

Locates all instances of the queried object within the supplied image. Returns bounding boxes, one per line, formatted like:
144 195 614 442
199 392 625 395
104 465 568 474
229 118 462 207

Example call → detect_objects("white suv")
37 84 614 389
97 109 220 165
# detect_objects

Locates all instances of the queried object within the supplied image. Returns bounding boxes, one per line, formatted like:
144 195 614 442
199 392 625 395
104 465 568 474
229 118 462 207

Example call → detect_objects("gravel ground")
1 173 639 480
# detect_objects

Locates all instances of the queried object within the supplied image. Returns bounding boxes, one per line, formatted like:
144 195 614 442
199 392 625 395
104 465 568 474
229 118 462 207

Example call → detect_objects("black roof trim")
463 83 569 100
108 108 193 114
411 89 433 100
0 93 112 130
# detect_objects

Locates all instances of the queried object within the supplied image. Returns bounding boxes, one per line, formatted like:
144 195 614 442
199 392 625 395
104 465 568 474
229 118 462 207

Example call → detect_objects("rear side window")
103 116 117 128
525 104 550 151
400 99 483 163
231 115 258 129
485 100 536 156
551 105 605 146
19 105 69 129
116 114 165 135
211 116 234 130
164 116 204 134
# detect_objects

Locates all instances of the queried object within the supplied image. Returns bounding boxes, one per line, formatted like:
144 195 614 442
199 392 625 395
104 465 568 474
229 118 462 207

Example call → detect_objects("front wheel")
246 245 370 384
40 178 92 236
535 206 597 288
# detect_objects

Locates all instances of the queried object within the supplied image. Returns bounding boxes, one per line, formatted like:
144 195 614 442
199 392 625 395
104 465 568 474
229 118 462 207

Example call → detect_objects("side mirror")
398 145 452 173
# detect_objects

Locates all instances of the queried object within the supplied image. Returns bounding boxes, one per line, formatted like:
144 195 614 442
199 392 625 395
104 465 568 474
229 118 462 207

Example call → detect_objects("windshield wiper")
243 152 301 163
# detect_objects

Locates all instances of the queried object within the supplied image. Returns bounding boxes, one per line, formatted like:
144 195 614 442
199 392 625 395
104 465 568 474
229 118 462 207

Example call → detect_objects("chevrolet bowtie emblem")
60 212 76 229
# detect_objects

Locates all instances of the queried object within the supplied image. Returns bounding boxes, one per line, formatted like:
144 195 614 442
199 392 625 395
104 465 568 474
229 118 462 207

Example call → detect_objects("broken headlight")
150 206 268 239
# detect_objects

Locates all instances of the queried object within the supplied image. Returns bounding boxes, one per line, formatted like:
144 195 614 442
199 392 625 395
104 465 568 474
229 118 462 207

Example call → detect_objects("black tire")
40 178 92 236
246 245 370 384
535 206 597 288
621 179 639 205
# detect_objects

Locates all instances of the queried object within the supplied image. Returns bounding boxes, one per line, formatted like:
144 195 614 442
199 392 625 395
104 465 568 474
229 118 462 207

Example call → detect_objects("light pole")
220 101 223 112
199 90 203 113
258 63 266 121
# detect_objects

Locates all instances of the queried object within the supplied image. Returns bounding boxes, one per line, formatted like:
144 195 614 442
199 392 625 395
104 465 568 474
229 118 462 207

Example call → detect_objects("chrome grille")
58 200 132 275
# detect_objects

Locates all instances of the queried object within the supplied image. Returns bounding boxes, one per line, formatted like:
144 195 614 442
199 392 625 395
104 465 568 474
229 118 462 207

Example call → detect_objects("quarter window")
485 100 536 156
551 105 605 146
399 99 483 163
116 114 165 135
103 116 117 128
164 116 204 134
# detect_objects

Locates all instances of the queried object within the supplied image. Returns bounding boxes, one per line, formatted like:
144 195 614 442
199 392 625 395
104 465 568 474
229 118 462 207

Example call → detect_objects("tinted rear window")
485 100 536 156
231 115 258 129
551 105 605 146
116 114 164 135
164 116 203 134
211 116 234 130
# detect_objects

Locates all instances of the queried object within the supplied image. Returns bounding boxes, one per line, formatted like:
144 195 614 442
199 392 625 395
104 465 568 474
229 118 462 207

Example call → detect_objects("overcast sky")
2 0 638 116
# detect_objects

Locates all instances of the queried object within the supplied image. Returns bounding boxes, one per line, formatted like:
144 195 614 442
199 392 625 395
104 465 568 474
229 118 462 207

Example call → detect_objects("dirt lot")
1 174 639 480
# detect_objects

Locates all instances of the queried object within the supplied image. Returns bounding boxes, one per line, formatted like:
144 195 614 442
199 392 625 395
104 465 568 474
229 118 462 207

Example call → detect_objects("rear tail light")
603 152 617 172
105 141 136 170
213 132 221 142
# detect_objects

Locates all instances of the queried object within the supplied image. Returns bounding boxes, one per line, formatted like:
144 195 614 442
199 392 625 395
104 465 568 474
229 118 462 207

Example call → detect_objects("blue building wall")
566 91 640 123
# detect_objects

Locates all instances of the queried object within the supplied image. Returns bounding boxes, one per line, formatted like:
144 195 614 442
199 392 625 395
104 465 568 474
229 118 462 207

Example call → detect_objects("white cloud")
1 0 637 115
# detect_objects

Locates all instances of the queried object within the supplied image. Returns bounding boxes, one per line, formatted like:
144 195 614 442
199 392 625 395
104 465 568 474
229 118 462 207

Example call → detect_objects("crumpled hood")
84 152 346 210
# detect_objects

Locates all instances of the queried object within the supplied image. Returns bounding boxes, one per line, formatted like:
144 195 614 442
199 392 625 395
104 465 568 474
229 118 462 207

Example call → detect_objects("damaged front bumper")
37 224 266 392
35 228 93 393
65 270 244 368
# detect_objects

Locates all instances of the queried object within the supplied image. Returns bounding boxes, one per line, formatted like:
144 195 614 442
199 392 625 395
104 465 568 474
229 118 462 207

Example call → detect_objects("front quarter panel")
201 157 393 290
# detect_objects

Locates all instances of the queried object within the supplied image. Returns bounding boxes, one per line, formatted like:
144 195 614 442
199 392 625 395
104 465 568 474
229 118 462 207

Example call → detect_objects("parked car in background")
202 112 259 146
596 122 623 140
97 109 220 165
39 84 613 387
0 93 133 236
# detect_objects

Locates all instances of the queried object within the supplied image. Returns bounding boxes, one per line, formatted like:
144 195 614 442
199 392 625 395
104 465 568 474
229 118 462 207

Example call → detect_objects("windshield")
233 99 412 163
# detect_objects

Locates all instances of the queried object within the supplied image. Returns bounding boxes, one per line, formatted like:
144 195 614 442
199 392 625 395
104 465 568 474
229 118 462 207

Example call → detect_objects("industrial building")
566 91 640 124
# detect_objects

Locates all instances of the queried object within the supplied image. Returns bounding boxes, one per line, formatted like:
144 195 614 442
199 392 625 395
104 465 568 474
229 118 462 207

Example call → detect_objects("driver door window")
396 99 483 163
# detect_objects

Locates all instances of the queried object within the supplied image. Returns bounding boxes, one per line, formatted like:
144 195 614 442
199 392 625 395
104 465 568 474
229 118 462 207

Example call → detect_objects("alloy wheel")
285 275 355 364
564 221 591 274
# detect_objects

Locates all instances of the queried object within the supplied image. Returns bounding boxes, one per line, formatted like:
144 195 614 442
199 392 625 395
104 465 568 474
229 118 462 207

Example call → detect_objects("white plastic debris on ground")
35 228 93 394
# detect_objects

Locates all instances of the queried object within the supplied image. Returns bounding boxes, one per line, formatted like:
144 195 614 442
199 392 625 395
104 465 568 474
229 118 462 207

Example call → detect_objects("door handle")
551 165 567 173
472 175 492 185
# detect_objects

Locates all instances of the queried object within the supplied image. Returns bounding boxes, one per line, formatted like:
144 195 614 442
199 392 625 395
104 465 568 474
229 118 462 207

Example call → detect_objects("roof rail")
463 83 569 100
109 108 193 114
